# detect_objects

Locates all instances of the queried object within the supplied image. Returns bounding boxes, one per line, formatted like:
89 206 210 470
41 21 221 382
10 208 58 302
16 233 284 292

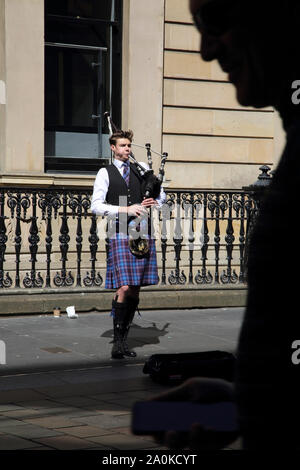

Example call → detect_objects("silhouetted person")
148 0 300 450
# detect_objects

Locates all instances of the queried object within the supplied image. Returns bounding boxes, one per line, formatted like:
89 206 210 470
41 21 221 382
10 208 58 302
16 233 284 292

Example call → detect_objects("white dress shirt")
91 158 166 217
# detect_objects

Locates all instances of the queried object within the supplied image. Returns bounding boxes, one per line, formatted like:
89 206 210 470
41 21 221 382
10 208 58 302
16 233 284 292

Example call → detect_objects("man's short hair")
109 130 134 146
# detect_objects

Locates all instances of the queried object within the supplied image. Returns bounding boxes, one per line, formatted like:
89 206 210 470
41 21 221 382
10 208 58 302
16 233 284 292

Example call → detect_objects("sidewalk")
0 307 244 450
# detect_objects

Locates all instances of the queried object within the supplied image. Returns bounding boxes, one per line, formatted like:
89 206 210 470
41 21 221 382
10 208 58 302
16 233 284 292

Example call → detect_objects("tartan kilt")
105 234 159 289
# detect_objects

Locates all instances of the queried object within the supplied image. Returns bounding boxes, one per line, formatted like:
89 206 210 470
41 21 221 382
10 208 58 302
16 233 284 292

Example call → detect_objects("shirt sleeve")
91 167 119 217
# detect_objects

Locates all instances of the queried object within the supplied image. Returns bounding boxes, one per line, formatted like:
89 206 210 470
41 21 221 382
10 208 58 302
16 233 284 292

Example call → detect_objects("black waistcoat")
106 163 143 206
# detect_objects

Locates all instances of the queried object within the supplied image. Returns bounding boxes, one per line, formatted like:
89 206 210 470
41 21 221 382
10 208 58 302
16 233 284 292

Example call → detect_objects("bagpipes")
104 112 168 258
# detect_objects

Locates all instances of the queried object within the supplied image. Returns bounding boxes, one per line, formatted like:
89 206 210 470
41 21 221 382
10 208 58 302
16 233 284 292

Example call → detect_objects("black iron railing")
159 190 254 286
0 186 257 290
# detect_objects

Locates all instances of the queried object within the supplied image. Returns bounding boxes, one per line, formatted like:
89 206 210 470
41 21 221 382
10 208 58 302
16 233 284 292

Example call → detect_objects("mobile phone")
131 401 238 434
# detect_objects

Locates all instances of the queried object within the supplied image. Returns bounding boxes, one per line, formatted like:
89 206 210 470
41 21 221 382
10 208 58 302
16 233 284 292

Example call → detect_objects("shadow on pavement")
101 322 171 348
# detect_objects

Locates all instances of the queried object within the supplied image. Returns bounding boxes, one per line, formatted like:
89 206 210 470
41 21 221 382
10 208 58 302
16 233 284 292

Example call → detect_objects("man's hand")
119 204 148 217
141 198 158 208
148 377 239 451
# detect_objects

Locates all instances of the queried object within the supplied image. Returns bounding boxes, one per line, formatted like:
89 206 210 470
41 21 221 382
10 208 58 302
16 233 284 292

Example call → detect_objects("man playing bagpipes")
91 127 166 359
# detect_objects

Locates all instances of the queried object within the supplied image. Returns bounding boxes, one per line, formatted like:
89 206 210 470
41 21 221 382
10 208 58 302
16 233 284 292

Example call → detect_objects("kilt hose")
105 234 159 289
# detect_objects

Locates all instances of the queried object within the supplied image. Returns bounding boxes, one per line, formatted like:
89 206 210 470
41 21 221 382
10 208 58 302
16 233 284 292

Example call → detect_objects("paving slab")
23 415 85 429
86 433 159 450
74 412 132 429
0 434 40 450
2 423 63 439
33 435 99 450
56 425 114 438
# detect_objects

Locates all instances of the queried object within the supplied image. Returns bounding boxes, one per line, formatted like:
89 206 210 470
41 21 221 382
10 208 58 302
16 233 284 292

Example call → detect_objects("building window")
44 0 122 173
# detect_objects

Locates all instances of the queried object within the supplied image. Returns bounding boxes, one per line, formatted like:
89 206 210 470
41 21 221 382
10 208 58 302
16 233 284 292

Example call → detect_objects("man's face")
189 0 278 108
111 138 132 161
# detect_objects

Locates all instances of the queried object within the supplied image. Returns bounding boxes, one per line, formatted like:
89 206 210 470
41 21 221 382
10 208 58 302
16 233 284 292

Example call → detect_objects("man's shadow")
101 322 170 349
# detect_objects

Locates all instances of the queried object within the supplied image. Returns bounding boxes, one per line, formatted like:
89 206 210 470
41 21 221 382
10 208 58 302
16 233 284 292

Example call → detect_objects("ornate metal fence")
159 190 254 286
0 187 256 290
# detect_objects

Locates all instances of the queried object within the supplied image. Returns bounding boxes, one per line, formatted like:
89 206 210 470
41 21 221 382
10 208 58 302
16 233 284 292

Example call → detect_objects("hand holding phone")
131 377 239 450
131 400 238 435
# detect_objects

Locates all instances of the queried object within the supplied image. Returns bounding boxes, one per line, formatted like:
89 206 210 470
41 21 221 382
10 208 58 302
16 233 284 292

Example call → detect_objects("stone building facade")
0 0 284 313
0 0 284 189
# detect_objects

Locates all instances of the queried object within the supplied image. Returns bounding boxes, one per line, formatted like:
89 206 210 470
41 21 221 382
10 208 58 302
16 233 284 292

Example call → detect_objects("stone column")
122 0 164 171
0 0 44 175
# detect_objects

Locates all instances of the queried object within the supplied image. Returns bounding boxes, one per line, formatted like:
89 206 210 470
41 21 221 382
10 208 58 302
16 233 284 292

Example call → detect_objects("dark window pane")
45 17 109 48
45 0 113 21
45 47 104 130
44 0 122 170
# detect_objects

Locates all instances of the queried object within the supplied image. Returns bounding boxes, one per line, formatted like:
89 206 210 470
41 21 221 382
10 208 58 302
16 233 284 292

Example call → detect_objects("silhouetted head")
190 0 300 112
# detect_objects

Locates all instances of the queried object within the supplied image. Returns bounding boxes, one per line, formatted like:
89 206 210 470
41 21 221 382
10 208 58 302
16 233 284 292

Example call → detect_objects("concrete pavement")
0 307 244 450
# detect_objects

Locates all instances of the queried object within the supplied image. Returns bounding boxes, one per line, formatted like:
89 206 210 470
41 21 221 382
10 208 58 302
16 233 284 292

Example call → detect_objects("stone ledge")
0 286 247 315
